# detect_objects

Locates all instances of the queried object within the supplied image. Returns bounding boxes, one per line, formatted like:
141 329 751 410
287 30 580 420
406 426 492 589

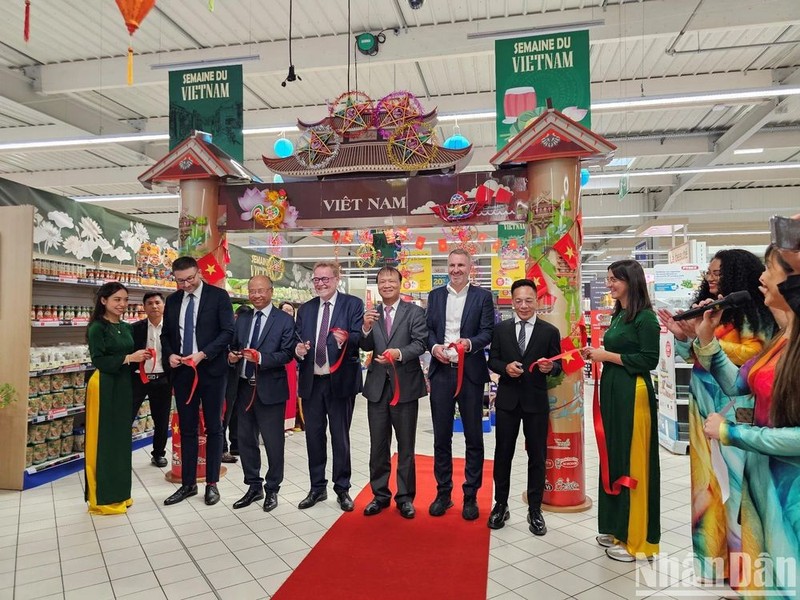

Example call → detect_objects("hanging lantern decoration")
580 168 590 187
23 0 31 42
273 136 294 158
443 125 470 150
115 0 157 86
272 174 284 184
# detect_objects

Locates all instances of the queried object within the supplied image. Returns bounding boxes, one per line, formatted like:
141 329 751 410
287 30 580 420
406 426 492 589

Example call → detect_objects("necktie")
182 293 195 356
518 320 527 355
245 311 262 380
384 305 393 337
315 301 331 368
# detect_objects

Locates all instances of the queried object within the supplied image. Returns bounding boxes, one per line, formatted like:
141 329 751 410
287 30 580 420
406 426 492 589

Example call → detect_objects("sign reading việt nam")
495 30 591 150
169 65 244 162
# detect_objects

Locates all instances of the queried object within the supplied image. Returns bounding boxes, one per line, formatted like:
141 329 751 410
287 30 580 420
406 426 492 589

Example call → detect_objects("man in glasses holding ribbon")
161 256 234 507
227 275 296 512
359 266 428 519
294 261 364 512
487 278 561 536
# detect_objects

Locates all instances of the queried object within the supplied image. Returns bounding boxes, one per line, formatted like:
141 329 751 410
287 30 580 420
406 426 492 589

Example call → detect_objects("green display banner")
169 65 244 162
495 30 591 150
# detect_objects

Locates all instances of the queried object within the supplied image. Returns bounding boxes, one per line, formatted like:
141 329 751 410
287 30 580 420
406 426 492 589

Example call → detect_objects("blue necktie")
182 293 195 356
245 311 262 380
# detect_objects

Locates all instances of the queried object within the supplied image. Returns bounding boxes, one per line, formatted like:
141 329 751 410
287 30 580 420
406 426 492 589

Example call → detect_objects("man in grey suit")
359 266 428 519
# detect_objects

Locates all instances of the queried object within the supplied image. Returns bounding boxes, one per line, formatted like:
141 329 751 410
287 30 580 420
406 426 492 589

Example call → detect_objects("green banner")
169 65 244 162
495 30 591 150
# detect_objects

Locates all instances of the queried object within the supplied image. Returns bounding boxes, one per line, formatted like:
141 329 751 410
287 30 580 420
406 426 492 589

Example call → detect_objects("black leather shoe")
263 491 278 512
487 503 510 529
398 502 415 519
462 496 479 521
232 487 264 509
221 452 238 464
204 484 220 506
151 456 168 468
164 484 197 506
428 495 453 517
528 509 547 536
336 491 354 512
363 498 390 516
298 489 327 509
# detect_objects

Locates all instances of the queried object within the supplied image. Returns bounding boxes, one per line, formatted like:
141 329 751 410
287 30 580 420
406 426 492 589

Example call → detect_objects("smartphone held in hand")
770 215 800 251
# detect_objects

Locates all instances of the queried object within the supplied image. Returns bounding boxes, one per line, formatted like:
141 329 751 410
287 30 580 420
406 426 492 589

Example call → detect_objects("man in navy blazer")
426 248 494 520
160 256 234 507
227 276 295 512
294 261 364 512
487 278 561 536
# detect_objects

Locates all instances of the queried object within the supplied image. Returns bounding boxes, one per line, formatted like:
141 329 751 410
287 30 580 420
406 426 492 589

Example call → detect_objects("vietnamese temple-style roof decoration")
139 130 260 189
263 91 472 178
489 108 617 167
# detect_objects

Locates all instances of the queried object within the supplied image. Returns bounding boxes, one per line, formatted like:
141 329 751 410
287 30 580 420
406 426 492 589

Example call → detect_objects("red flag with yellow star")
525 262 549 299
553 232 578 270
560 338 585 375
197 252 225 284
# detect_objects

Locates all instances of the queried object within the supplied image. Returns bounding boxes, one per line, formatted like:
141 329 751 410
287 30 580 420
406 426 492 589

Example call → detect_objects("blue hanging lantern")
443 134 470 150
273 137 294 158
273 174 284 184
580 168 590 187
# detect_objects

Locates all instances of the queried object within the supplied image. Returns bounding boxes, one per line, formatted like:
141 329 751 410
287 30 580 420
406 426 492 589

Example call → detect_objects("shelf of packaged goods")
28 404 86 424
29 363 94 377
32 274 175 293
31 320 89 328
132 431 154 442
26 452 84 475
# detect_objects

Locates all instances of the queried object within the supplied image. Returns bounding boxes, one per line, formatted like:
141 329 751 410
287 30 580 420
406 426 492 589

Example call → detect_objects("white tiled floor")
0 384 732 599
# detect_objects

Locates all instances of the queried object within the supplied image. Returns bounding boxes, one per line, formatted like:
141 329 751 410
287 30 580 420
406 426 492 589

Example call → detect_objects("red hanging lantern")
115 0 156 85
23 0 31 42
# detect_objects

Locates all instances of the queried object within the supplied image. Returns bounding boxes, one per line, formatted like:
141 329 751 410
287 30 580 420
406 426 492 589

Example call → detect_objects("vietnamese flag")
559 338 584 375
553 232 579 269
475 184 492 203
197 252 225 285
494 187 513 204
415 236 426 250
526 262 549 298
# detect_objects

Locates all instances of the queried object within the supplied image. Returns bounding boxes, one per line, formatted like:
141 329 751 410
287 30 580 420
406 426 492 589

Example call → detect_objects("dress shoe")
364 498 390 516
398 502 415 519
487 503 510 530
204 484 220 506
298 489 327 509
164 484 197 506
263 491 278 512
336 491 354 512
462 496 479 521
429 495 453 517
221 452 238 464
596 534 615 548
151 456 168 468
527 509 547 536
229 449 240 456
606 545 636 562
232 486 264 509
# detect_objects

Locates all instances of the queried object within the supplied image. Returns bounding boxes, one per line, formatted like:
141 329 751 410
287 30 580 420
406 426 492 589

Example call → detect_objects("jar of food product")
73 430 85 452
32 443 47 465
51 373 64 392
27 398 38 418
27 423 36 445
38 375 51 395
28 377 38 397
60 436 74 456
38 393 52 415
46 439 60 460
62 416 74 435
46 421 61 441
63 388 74 407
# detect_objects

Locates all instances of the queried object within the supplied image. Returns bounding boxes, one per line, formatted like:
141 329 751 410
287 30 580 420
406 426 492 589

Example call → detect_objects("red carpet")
273 455 493 600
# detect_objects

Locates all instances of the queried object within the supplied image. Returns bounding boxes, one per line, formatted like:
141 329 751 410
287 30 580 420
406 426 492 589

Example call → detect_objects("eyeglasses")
175 271 199 285
605 276 621 284
703 270 722 280
312 276 335 284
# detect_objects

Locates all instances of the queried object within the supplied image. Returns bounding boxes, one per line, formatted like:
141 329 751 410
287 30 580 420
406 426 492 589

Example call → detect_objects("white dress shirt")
362 300 403 361
146 319 164 374
314 292 338 376
241 304 272 377
178 280 203 355
514 314 537 354
441 284 470 362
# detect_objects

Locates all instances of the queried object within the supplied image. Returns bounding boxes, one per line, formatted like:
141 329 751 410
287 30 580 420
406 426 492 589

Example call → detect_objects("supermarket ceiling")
0 0 799 261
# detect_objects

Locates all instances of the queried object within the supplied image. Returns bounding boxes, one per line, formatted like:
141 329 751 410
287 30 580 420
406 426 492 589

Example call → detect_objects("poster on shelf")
169 65 243 162
652 263 703 312
494 29 591 150
491 256 525 292
399 249 432 293
432 273 450 289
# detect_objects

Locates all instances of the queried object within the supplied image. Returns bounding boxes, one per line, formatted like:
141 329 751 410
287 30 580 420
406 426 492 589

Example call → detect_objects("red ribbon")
138 348 157 385
592 363 638 495
381 351 401 406
527 348 583 372
328 327 348 373
181 358 199 405
242 349 260 411
447 342 466 396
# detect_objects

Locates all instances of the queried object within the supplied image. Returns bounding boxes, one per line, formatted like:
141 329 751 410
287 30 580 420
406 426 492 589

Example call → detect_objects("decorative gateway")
262 91 473 177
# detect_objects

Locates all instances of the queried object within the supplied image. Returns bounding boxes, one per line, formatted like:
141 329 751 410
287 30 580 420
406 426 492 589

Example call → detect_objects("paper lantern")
443 134 470 150
580 168 590 187
273 137 294 158
272 174 284 184
115 0 156 85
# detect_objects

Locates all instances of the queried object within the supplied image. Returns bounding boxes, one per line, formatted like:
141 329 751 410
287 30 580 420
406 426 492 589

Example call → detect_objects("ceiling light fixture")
591 162 800 179
466 19 605 40
733 148 764 155
0 133 169 152
150 55 261 71
592 86 800 111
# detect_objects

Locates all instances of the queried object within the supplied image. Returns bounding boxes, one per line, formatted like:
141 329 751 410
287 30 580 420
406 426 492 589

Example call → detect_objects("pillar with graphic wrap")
490 108 616 511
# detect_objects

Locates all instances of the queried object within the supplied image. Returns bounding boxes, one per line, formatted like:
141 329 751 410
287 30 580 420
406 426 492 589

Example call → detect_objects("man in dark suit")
130 291 171 468
294 261 364 512
359 267 427 519
487 278 561 536
161 256 234 506
426 248 494 520
227 276 295 512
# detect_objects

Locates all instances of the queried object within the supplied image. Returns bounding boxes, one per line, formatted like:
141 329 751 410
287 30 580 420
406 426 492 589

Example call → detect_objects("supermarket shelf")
31 320 89 328
658 433 689 455
33 274 174 293
25 451 83 475
132 431 154 442
29 363 94 377
28 404 86 424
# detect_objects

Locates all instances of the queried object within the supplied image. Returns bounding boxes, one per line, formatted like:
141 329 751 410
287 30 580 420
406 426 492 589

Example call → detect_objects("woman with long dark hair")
697 245 797 595
582 260 661 562
85 282 148 514
658 249 775 582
